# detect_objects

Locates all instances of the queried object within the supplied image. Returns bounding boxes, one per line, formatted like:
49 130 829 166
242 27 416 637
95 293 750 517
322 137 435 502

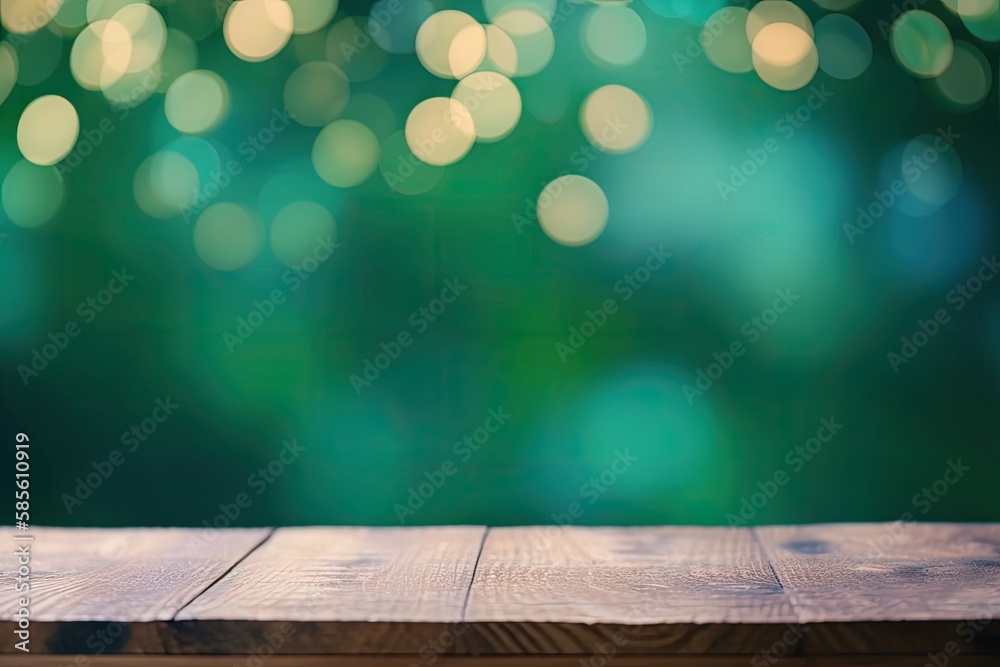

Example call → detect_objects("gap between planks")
171 528 276 622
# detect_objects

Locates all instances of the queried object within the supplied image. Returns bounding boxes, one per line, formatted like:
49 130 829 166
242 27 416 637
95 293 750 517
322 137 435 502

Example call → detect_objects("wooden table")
2 524 999 666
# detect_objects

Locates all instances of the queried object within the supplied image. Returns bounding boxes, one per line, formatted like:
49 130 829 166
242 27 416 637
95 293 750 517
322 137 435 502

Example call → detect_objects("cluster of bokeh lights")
1 0 997 259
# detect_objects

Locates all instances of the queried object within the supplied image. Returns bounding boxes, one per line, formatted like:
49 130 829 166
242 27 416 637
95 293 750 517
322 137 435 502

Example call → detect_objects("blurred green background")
1 0 998 527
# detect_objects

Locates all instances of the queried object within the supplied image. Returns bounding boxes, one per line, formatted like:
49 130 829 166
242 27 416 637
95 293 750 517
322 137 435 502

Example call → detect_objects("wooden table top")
2 524 999 666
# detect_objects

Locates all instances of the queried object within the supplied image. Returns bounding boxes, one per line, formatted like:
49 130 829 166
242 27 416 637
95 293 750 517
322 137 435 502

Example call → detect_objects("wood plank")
0 527 271 622
0 526 270 654
170 526 486 654
756 523 1000 653
462 526 799 654
6 655 1000 667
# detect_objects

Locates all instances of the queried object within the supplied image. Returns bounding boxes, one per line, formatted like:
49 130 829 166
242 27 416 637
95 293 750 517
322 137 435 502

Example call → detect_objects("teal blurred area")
1 0 998 527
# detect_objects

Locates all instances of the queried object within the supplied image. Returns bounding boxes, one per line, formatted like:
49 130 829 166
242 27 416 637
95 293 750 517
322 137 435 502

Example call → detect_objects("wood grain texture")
756 523 1000 623
0 527 270 622
467 526 796 624
176 526 487 622
461 526 798 654
6 524 1000 659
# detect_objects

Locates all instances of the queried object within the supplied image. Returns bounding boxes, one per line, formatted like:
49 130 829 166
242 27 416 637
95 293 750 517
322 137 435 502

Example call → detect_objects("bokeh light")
452 72 522 143
270 201 337 267
2 160 64 228
193 203 264 271
379 130 444 196
581 4 647 68
87 0 145 23
0 43 17 105
312 119 381 187
166 0 221 42
815 14 872 81
53 0 86 30
530 367 719 504
325 16 388 82
925 40 992 112
367 0 433 54
890 10 954 78
133 150 200 220
70 20 129 90
165 70 230 134
257 164 332 222
339 93 396 141
416 10 485 79
478 24 518 76
702 7 753 75
405 97 476 167
886 188 987 287
284 61 350 127
492 8 554 77
902 133 964 209
752 22 819 91
537 175 608 247
811 0 861 9
17 95 79 166
285 0 336 35
642 0 728 26
156 28 198 93
1 0 63 33
746 1 814 43
958 0 1000 41
580 85 652 155
223 0 293 62
111 2 166 73
484 0 556 23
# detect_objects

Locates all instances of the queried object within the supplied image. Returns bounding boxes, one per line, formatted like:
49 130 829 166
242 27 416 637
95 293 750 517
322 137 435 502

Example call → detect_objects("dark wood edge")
3 620 998 656
3 655 1000 667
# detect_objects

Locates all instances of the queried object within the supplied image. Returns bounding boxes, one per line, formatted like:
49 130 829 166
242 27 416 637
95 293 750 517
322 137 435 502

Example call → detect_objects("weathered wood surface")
757 523 1000 653
0 527 271 622
462 526 797 654
169 525 487 654
2 523 999 659
176 526 486 622
0 526 271 654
